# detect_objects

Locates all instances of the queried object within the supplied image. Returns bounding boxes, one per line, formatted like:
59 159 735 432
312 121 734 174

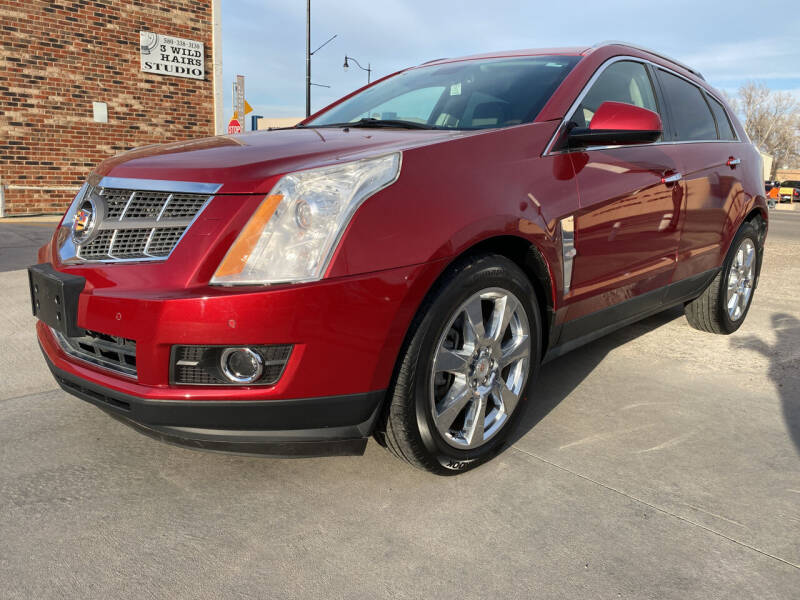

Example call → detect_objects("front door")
561 60 682 322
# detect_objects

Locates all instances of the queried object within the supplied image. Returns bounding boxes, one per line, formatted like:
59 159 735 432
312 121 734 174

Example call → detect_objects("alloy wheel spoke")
434 384 472 435
739 288 751 312
495 377 520 415
727 292 739 313
743 244 755 269
462 296 486 343
463 393 487 447
499 334 530 369
434 347 471 375
490 294 518 343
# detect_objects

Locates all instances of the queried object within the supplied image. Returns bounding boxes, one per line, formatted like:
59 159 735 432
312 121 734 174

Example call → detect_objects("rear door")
563 60 683 322
654 69 742 280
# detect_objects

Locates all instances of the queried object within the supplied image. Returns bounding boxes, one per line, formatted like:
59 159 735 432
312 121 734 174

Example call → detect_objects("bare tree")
726 83 800 179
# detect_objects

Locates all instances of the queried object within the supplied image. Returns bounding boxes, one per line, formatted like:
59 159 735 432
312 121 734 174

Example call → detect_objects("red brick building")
0 0 222 215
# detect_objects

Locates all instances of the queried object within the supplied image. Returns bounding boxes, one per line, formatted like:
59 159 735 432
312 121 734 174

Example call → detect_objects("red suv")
32 42 767 474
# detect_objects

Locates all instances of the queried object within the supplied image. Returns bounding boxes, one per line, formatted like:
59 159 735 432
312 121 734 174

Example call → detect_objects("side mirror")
568 101 662 147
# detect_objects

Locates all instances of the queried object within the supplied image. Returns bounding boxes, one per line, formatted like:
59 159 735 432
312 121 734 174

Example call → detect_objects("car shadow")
504 306 686 449
731 313 800 456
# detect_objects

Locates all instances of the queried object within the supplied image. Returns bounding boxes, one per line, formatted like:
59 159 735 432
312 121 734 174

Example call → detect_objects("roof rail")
591 41 705 80
420 57 448 65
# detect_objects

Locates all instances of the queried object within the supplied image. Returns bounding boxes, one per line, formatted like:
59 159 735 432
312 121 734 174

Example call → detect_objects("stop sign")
227 119 242 134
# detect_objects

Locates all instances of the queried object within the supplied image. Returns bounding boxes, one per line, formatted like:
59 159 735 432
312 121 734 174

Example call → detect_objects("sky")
221 0 800 125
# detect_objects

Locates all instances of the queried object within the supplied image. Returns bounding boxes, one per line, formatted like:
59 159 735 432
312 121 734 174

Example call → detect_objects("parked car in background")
31 41 768 474
779 180 800 202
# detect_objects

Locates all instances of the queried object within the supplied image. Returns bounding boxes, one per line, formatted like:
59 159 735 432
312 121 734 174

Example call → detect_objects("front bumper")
34 258 450 456
36 260 446 399
44 351 385 456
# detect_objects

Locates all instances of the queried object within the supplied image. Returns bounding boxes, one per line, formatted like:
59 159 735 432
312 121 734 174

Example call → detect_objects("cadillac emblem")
71 192 101 245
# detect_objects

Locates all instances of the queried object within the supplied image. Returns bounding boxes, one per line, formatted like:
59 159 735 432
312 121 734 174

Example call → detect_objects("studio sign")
140 31 205 80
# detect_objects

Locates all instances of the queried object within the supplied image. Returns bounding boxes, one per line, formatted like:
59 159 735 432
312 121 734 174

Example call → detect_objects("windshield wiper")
316 118 438 130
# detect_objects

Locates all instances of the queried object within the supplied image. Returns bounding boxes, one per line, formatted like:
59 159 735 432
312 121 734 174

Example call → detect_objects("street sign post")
235 75 245 131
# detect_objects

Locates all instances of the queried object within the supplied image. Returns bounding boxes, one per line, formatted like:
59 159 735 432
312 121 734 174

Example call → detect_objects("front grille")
54 328 137 378
146 227 186 257
75 185 212 262
172 345 292 386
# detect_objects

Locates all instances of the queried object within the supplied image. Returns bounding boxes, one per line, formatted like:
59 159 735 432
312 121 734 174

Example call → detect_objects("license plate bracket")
28 263 86 337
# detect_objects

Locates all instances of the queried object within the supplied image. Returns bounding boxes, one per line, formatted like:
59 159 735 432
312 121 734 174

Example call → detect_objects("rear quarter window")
706 95 737 141
657 69 717 141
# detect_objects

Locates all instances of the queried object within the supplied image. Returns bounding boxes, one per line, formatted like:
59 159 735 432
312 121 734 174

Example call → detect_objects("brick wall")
0 0 215 215
777 169 800 182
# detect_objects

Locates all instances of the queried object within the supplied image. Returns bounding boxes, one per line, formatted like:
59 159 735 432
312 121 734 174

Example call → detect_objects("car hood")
94 127 468 194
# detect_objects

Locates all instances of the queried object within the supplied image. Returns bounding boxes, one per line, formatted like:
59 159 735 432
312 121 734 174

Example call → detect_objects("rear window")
307 55 581 130
657 70 717 141
783 181 800 187
706 95 737 140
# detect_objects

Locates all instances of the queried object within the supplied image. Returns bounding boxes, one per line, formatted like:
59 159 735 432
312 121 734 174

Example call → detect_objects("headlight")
56 183 90 263
211 153 401 285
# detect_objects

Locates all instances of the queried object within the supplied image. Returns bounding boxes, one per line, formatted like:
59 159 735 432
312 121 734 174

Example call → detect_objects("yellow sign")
232 101 253 121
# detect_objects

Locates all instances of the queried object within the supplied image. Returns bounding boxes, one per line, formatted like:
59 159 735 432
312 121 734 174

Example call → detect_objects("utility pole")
304 2 335 118
305 0 311 118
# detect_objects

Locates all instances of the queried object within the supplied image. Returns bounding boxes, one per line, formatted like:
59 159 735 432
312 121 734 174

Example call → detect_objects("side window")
357 86 445 124
570 61 659 129
657 70 717 141
707 95 737 141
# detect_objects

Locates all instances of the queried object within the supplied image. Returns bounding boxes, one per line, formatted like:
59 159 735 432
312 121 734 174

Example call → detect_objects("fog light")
172 344 292 386
220 347 264 384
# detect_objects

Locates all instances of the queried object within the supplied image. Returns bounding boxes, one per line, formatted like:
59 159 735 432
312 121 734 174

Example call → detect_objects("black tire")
684 221 760 334
378 254 542 475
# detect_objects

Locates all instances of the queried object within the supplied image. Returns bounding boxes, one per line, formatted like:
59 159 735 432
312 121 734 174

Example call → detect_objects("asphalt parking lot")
1 212 799 599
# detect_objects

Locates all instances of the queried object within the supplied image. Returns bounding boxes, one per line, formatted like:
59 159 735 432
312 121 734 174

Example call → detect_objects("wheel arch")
448 235 556 347
744 204 768 245
386 235 556 387
720 195 769 262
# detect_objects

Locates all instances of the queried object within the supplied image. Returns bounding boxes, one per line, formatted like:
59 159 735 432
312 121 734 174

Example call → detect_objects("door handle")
727 157 741 168
661 172 682 184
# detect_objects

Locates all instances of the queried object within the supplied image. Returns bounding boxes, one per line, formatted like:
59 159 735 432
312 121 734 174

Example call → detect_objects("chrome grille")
123 191 171 219
110 229 151 258
54 328 137 378
73 183 214 262
79 230 115 259
102 188 132 219
147 227 185 257
161 195 208 219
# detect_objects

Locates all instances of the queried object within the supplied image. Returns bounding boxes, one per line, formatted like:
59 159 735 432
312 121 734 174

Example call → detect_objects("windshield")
306 55 581 131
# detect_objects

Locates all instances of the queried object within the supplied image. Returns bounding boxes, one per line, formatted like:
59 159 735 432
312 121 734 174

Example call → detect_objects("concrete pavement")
0 213 798 598
0 220 57 273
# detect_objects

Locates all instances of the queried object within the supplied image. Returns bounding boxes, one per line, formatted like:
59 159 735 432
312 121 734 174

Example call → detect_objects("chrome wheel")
429 287 531 449
726 238 756 322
